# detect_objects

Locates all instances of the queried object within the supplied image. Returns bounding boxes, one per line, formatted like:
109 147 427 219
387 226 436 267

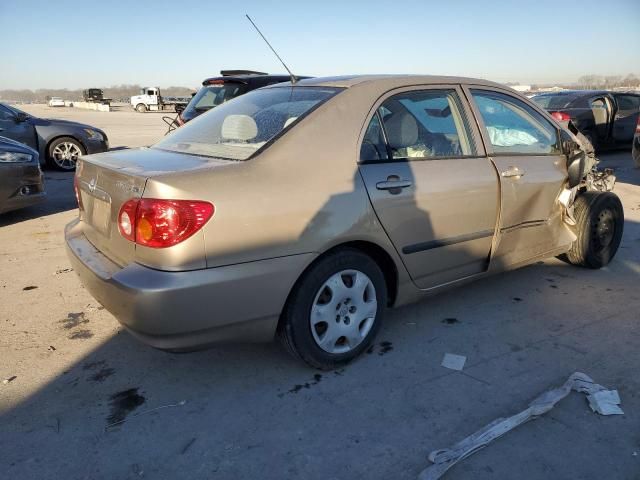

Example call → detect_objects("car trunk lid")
75 148 230 267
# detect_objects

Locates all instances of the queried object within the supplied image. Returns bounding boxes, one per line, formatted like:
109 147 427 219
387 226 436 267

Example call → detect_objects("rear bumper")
65 219 314 350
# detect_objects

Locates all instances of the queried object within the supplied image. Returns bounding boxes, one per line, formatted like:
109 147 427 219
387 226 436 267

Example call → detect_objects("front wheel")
47 137 85 171
564 192 624 269
136 103 147 113
278 249 387 370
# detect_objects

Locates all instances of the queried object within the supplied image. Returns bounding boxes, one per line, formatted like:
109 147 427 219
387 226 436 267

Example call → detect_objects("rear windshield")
181 83 249 120
531 94 577 109
155 86 341 161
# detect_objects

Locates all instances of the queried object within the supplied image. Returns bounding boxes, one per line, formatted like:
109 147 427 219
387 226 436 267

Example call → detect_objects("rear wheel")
136 103 147 113
278 249 387 370
564 192 624 269
47 137 84 171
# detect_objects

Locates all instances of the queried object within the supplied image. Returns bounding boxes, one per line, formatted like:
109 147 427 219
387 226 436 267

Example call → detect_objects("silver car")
66 75 623 368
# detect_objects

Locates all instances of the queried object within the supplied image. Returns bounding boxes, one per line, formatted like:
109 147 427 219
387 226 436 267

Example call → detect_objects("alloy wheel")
52 142 82 170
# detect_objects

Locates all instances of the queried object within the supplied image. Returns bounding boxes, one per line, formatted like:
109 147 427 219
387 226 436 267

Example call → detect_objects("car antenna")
245 14 297 84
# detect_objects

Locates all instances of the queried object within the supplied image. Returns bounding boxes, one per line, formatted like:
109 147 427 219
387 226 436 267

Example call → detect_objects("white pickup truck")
130 87 191 113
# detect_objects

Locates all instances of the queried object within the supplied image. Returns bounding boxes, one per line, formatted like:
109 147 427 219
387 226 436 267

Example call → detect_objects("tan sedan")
65 75 623 369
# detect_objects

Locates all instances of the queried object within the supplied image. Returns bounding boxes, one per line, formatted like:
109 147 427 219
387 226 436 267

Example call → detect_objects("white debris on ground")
418 372 623 480
441 353 466 371
587 389 623 415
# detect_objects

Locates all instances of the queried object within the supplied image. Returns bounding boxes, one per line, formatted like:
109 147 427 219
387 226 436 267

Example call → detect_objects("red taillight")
117 199 214 248
550 111 571 122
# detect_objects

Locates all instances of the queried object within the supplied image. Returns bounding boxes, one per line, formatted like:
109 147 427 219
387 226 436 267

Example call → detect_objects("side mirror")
14 112 29 123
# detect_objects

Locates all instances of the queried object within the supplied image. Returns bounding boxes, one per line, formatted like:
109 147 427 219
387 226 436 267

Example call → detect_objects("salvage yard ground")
1 105 639 479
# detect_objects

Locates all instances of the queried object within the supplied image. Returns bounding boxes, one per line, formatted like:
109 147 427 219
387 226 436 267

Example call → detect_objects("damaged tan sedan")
66 76 623 369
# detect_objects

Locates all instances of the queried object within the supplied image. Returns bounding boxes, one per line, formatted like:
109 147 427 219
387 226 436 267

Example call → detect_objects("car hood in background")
29 117 101 132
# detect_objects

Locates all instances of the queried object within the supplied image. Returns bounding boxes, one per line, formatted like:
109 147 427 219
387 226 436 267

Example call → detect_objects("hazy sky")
2 0 639 90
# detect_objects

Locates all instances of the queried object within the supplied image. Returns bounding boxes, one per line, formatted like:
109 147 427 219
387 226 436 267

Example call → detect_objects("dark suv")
177 70 309 125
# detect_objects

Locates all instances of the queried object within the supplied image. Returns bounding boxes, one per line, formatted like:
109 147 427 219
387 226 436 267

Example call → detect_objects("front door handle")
501 167 525 178
376 175 412 192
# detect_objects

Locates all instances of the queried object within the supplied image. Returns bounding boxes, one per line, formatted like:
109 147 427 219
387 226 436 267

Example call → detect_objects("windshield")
155 86 341 161
531 94 577 109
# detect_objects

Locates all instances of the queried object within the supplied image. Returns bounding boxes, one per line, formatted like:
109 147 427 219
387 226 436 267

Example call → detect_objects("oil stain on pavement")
107 388 146 426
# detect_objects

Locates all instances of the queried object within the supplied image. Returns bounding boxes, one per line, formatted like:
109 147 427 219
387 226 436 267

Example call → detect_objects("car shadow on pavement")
2 218 639 480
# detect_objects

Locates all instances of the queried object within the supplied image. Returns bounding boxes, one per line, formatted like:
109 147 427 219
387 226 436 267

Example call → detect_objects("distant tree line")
0 84 196 103
575 73 639 89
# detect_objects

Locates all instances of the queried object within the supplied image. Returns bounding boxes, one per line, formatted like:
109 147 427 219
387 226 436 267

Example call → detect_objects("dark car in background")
633 121 640 168
0 136 45 214
177 70 308 126
531 90 640 151
0 103 109 171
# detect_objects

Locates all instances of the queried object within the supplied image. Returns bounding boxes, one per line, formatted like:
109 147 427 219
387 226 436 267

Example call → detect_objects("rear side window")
360 89 474 162
471 90 560 155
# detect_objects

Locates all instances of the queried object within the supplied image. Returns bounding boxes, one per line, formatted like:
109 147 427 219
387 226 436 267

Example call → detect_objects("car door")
465 87 571 269
612 94 640 144
0 105 37 149
358 86 499 289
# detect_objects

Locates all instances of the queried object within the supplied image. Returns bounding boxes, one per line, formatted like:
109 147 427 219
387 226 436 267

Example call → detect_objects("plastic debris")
2 376 17 385
441 354 466 371
418 372 623 480
587 390 623 415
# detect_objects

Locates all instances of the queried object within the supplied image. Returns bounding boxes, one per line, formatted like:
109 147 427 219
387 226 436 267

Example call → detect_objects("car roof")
201 73 295 85
278 74 508 90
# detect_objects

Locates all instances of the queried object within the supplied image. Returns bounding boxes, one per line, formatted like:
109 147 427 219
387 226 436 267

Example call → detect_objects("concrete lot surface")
1 106 639 479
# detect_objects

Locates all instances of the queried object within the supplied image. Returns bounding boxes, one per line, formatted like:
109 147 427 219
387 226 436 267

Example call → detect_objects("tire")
564 192 624 269
47 137 85 171
136 103 147 113
277 248 387 370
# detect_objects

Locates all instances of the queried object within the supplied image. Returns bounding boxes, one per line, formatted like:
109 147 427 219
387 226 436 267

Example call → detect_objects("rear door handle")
501 167 525 178
376 180 412 190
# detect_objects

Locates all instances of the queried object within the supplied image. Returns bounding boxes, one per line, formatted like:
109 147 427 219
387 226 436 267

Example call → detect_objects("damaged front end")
558 121 616 225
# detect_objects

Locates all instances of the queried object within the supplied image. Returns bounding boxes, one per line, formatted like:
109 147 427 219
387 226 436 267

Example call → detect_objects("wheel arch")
282 240 399 320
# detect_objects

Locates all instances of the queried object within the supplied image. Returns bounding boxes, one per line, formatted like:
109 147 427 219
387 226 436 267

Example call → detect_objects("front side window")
361 89 473 162
155 86 341 161
472 90 560 155
615 94 640 111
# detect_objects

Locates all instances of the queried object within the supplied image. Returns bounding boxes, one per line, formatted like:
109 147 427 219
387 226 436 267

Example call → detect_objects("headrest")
221 115 258 141
384 112 418 148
